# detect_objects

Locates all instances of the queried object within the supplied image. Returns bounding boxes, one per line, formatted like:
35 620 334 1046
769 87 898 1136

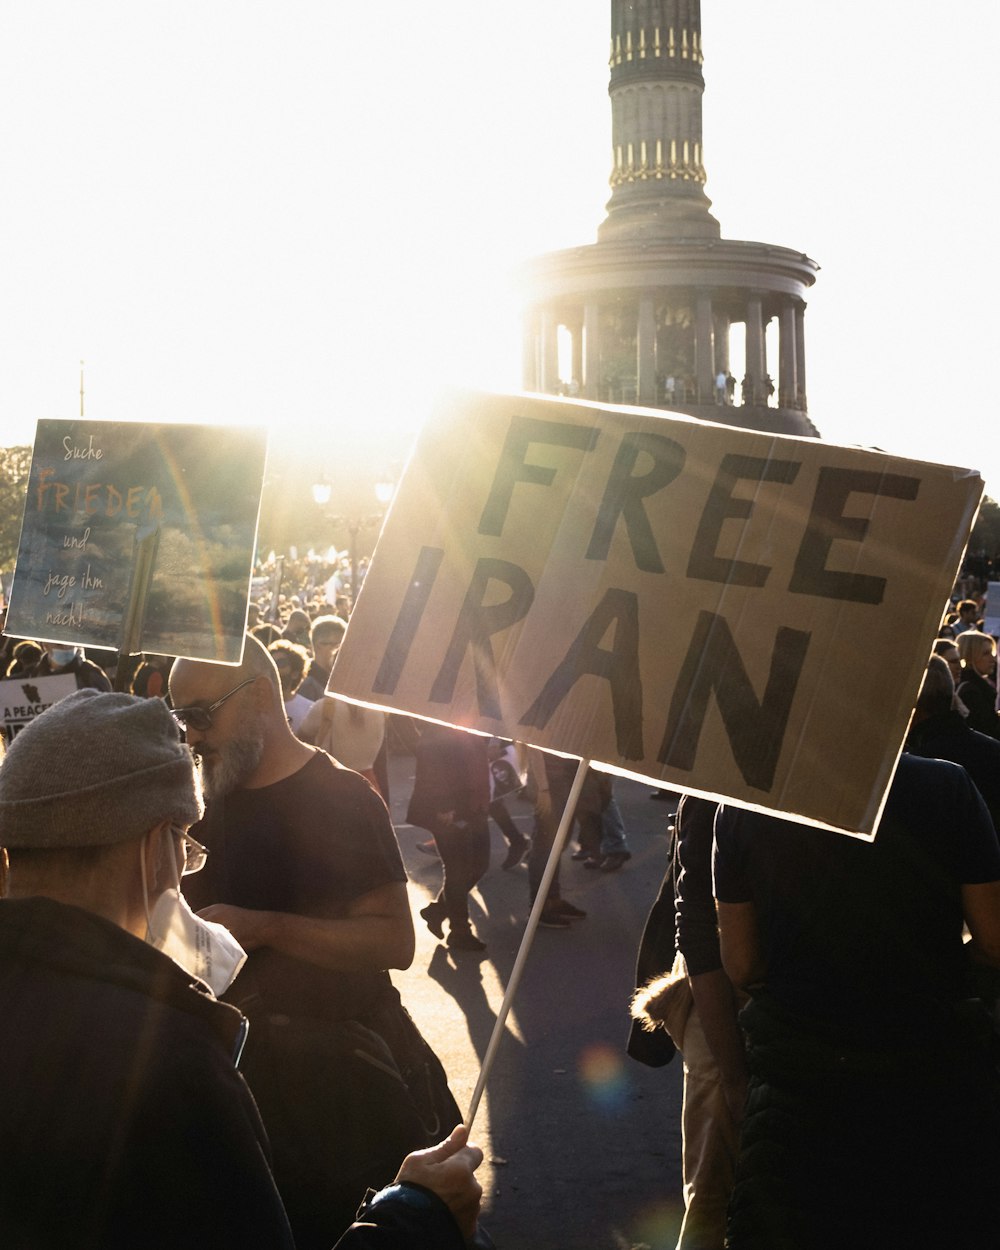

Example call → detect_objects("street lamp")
311 475 396 609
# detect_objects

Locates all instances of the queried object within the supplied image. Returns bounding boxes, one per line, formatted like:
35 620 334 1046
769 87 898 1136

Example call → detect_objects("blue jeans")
600 796 629 856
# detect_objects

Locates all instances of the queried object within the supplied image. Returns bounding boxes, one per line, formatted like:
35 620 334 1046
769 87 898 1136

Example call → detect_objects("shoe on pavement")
600 851 632 872
551 899 587 920
501 835 529 870
415 840 440 858
583 856 605 870
538 905 571 929
419 902 445 940
448 929 487 952
570 848 590 861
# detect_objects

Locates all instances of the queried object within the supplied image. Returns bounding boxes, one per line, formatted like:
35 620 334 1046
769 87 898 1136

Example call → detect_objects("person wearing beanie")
0 688 483 1250
0 688 202 850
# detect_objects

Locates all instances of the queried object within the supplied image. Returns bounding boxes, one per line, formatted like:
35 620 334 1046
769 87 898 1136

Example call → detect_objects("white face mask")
141 834 247 997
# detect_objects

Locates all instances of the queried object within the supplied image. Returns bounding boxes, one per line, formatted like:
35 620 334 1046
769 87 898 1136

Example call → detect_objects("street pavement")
385 750 685 1250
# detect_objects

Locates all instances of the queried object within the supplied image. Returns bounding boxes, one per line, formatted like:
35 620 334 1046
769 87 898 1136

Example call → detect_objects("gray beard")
198 728 265 800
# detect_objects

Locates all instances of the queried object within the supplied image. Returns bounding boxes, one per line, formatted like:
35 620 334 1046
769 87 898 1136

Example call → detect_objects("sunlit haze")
2 2 998 498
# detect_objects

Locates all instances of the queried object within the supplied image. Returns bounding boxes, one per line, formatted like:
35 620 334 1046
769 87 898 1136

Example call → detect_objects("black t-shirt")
184 752 407 1022
907 711 1000 830
714 754 1000 1037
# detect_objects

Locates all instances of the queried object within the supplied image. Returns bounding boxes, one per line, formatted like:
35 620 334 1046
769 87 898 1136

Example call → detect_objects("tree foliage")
959 495 1000 588
0 446 32 574
968 496 1000 557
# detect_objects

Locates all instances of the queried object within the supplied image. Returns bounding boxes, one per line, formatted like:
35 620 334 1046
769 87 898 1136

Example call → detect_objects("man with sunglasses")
0 688 483 1249
170 637 462 1249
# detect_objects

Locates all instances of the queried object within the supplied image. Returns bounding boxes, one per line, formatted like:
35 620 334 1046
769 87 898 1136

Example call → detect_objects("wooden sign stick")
464 755 591 1131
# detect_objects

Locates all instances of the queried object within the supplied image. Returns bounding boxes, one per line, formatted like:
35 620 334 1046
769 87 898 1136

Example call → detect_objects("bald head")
171 635 280 705
169 635 305 799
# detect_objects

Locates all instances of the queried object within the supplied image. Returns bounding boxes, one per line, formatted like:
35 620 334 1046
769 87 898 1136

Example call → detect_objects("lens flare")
632 1198 684 1247
578 1042 629 1113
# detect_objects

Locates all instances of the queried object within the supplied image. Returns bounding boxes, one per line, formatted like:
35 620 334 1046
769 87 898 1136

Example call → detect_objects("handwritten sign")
5 420 267 664
330 390 983 836
0 674 77 745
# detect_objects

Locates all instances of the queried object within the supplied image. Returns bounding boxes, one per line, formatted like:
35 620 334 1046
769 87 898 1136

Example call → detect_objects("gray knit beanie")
0 689 203 848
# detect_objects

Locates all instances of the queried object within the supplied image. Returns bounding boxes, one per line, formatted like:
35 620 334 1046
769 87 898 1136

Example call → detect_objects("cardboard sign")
5 420 267 664
0 674 78 744
330 391 983 836
984 582 1000 639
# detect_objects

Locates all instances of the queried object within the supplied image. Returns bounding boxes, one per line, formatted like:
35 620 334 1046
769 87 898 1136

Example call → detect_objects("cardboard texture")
330 391 983 835
6 420 267 664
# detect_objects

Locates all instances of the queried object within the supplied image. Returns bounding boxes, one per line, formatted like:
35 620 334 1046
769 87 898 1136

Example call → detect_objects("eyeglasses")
172 827 209 875
171 676 257 732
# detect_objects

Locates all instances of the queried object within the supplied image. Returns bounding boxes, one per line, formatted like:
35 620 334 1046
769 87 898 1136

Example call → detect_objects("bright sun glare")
1 2 998 493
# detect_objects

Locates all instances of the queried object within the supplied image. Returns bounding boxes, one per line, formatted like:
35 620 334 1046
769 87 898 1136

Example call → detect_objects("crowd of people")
0 584 637 1249
2 578 999 1248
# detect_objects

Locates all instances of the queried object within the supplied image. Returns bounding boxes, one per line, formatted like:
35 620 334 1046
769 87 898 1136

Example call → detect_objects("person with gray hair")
0 689 483 1250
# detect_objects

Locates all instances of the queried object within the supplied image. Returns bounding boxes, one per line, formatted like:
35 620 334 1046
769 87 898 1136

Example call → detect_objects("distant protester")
5 639 42 679
956 630 1000 738
269 638 313 732
299 614 347 701
282 607 313 648
26 642 111 692
408 722 492 952
955 598 982 633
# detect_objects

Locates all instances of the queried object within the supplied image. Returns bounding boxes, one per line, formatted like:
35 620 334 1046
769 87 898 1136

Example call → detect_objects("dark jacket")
406 724 490 829
0 896 293 1249
298 660 331 702
956 670 1000 739
0 897 466 1250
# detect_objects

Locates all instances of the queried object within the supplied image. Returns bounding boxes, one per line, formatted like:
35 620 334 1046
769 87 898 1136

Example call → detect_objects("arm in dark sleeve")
712 805 753 904
626 816 677 1067
952 764 1000 883
337 1184 467 1249
674 796 722 976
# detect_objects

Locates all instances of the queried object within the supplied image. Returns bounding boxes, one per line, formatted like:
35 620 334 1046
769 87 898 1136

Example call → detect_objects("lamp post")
311 475 395 609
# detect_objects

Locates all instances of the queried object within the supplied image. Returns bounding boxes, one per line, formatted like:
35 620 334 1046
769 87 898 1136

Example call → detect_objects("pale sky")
2 1 998 499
